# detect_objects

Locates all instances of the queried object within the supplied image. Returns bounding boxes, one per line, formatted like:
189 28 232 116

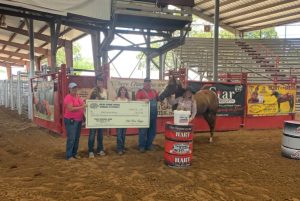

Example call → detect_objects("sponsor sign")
247 84 296 115
32 78 55 121
189 82 245 116
108 78 173 117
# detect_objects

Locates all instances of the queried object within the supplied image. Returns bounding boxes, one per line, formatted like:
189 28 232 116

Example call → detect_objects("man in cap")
135 77 159 152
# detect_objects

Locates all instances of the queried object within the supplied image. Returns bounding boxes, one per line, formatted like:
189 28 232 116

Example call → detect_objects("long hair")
117 86 130 99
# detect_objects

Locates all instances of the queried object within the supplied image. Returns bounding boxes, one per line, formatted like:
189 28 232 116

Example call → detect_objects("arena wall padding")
244 115 293 129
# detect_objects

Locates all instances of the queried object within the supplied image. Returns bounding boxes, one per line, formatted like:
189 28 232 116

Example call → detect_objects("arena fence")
0 65 296 135
0 72 31 119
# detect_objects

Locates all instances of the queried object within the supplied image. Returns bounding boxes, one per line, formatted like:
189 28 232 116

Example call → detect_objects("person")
168 86 197 122
135 78 159 152
63 82 85 160
248 86 259 103
87 75 108 158
115 86 130 155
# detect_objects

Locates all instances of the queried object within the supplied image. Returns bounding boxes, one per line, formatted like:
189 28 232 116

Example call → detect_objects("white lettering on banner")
175 132 190 138
174 157 190 164
217 90 236 104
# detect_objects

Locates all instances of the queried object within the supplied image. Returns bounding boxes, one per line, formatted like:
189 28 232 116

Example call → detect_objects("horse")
271 90 294 112
158 77 219 143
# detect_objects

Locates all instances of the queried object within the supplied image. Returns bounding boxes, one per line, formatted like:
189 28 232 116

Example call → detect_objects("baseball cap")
68 82 77 89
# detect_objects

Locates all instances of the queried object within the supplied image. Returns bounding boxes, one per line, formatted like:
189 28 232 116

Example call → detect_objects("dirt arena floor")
0 107 300 201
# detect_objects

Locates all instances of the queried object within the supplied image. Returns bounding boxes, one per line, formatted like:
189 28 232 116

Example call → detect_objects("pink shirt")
63 94 84 121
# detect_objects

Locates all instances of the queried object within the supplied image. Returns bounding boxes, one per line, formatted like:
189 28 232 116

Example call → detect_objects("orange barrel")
164 121 193 168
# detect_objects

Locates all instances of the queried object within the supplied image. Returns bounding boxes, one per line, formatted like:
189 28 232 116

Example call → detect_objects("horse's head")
158 76 184 101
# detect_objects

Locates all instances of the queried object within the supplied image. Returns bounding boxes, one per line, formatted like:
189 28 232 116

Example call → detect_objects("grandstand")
173 37 300 109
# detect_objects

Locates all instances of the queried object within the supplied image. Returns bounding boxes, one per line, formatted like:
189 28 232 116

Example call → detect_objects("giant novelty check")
86 100 150 128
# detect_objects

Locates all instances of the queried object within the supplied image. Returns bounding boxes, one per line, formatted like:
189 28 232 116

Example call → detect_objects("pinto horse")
158 77 219 142
271 91 294 112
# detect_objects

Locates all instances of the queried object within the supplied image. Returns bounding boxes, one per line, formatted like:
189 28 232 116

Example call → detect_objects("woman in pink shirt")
63 82 85 160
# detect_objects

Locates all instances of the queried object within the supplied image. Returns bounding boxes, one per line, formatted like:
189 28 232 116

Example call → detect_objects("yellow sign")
86 100 150 128
247 84 296 115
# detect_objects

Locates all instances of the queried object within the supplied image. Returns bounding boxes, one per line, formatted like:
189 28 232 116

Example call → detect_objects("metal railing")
0 72 31 118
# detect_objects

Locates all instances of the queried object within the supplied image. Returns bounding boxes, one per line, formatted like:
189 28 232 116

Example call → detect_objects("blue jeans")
139 100 157 150
64 118 82 160
138 117 157 150
88 128 104 153
117 128 126 151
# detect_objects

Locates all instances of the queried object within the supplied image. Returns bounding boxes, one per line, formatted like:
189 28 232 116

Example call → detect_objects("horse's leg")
203 111 216 143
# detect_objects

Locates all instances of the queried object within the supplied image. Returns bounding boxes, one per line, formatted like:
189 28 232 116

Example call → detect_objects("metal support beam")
0 26 68 46
0 39 48 55
91 31 101 74
107 50 123 65
159 54 165 80
5 63 11 80
50 21 61 72
191 9 239 35
0 61 9 66
35 57 41 71
108 45 156 52
2 21 25 51
28 19 35 77
28 18 35 120
102 51 108 66
0 56 26 65
146 30 151 78
0 49 36 60
101 30 110 73
100 29 114 58
213 0 219 82
64 41 73 68
148 37 183 59
115 29 171 38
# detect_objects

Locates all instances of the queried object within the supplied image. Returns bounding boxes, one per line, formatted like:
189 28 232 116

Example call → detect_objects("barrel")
164 121 193 167
281 120 300 160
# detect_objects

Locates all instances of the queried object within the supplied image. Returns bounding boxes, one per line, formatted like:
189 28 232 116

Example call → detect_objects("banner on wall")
188 82 246 116
108 78 173 117
247 84 296 115
77 79 247 117
32 79 55 121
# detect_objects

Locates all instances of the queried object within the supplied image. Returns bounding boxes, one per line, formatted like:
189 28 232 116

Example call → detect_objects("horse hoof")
209 138 213 143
